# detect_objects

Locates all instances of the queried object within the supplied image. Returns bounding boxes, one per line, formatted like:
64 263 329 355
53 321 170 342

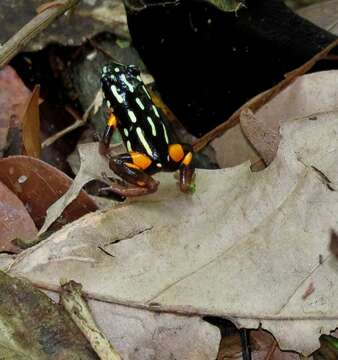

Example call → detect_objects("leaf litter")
6 70 338 355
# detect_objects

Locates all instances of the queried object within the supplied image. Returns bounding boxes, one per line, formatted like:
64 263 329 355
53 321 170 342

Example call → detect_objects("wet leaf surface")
0 156 97 230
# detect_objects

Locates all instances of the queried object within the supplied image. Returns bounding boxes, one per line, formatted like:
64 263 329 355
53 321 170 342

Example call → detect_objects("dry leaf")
47 289 221 360
298 0 338 36
240 71 338 165
0 181 37 253
22 85 41 158
218 330 300 360
240 108 279 165
0 66 31 154
38 142 123 234
210 123 261 168
0 156 97 230
8 113 338 355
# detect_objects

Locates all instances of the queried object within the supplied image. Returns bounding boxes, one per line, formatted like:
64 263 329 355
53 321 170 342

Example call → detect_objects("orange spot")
107 113 117 128
168 144 184 162
137 181 146 187
130 152 152 170
182 152 193 166
126 162 140 170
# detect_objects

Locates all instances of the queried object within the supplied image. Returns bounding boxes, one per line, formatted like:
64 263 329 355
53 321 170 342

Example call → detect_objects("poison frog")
99 62 195 197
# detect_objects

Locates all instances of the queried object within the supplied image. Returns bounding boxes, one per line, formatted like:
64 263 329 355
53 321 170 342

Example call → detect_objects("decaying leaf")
0 156 97 231
0 181 37 253
22 85 41 158
0 271 97 359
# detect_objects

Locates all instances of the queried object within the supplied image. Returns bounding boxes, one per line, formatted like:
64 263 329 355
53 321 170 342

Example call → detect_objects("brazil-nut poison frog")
99 62 195 197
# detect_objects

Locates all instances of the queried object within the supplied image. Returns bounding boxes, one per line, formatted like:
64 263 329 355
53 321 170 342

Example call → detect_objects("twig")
193 38 338 152
42 102 94 148
0 0 80 69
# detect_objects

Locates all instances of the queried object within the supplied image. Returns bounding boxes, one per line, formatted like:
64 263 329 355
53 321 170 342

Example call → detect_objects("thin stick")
193 38 338 152
42 102 94 148
0 0 79 69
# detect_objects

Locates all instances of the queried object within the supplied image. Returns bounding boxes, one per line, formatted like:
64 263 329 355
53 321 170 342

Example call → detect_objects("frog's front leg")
105 152 159 197
99 111 118 157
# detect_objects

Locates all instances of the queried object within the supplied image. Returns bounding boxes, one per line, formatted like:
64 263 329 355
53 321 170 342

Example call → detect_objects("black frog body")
99 62 195 197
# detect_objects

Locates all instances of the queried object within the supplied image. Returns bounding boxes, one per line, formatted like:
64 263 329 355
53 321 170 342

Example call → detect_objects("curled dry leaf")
0 181 37 253
240 108 279 165
39 142 123 234
0 66 31 154
22 85 41 158
0 156 97 231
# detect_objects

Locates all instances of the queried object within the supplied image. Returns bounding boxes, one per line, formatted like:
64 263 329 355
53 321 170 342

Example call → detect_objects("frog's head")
101 63 142 106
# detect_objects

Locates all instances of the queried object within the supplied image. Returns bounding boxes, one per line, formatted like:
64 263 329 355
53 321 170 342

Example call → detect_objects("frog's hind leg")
103 152 159 197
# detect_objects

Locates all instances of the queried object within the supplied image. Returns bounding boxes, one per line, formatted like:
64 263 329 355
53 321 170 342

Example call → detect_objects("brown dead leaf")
217 330 299 360
0 181 37 253
22 85 41 158
240 108 279 165
0 66 31 154
0 156 97 230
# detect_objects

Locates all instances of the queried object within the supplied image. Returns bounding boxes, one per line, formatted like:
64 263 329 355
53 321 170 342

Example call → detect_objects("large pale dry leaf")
7 112 338 355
